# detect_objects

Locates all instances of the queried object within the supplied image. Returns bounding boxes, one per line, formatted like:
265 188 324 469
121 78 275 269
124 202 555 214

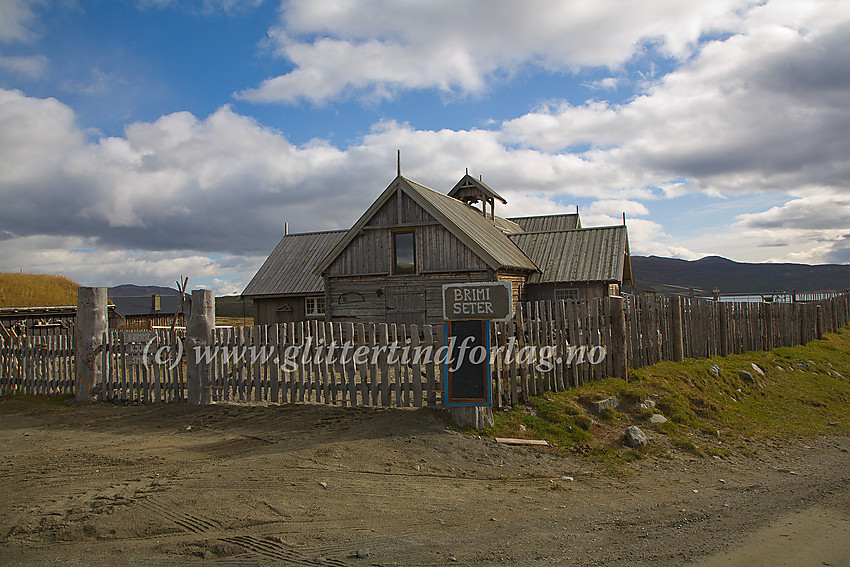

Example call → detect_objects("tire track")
220 535 354 566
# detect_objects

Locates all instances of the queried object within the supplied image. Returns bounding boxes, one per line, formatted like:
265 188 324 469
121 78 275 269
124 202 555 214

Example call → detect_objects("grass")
0 273 81 308
485 327 850 459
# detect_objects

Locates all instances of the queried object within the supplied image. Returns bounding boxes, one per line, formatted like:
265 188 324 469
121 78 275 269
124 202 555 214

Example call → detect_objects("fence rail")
2 291 849 405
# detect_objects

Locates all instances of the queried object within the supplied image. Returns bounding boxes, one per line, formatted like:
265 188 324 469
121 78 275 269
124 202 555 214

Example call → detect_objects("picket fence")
2 292 848 406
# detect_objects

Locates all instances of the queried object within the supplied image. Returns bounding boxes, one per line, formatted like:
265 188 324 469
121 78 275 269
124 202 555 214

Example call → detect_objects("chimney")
151 294 161 312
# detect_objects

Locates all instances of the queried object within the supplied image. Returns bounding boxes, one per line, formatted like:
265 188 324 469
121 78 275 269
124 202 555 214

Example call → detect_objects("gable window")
392 230 416 274
555 288 579 302
305 296 325 317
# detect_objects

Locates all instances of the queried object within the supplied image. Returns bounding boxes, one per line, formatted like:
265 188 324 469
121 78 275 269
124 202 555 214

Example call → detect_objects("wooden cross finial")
397 149 401 177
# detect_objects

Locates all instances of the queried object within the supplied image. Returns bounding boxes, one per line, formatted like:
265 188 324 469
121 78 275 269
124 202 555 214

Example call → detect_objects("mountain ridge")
631 255 850 294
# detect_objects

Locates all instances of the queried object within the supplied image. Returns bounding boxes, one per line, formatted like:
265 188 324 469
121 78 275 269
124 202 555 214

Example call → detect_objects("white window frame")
305 296 325 317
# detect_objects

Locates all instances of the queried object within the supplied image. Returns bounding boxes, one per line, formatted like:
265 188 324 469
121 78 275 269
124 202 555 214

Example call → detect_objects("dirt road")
1 399 848 566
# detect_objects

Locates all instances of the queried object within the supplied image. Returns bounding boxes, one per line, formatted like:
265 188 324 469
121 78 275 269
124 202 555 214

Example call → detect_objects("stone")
649 414 668 424
560 476 575 482
797 362 810 370
751 363 765 376
737 370 755 384
592 396 619 413
625 426 649 447
829 421 840 427
641 399 657 409
709 364 720 377
356 548 370 558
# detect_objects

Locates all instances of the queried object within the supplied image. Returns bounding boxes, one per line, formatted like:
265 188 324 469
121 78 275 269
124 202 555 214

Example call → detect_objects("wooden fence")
2 292 849 405
0 334 75 396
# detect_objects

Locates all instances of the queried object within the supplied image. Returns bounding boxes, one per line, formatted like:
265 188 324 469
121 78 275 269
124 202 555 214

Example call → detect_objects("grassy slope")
488 327 850 458
0 273 80 308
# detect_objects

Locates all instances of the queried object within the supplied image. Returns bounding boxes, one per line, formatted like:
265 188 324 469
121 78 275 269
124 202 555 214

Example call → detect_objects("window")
555 288 579 301
392 230 416 274
305 296 325 317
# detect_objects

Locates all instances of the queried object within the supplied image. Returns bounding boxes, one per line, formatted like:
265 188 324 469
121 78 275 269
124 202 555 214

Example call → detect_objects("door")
384 285 427 327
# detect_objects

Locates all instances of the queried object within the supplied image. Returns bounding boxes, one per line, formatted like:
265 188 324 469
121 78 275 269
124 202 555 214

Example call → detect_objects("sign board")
123 330 156 365
442 281 513 322
443 320 491 406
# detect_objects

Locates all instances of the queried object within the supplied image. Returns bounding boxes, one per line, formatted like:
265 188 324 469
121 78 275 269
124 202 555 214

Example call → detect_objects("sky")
1 0 849 295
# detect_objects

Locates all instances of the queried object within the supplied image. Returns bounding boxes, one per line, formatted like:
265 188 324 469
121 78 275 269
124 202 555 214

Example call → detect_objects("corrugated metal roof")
507 213 581 233
493 216 524 234
243 230 346 297
315 176 537 275
509 226 629 283
402 178 537 271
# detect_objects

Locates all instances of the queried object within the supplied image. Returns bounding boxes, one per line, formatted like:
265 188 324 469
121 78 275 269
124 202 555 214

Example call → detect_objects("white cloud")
0 0 43 44
499 1 850 199
0 53 46 77
239 0 752 104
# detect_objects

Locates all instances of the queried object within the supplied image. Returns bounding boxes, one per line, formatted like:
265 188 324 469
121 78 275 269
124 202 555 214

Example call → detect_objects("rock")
641 399 657 409
592 396 619 413
737 370 755 384
356 548 370 558
751 363 765 376
709 364 720 377
797 362 810 370
828 421 840 427
649 414 668 424
625 426 649 447
414 465 421 471
560 476 575 482
319 481 328 489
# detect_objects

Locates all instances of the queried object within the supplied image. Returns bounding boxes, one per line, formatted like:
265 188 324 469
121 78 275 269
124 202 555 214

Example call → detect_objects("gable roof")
508 213 581 233
243 230 346 297
315 176 537 275
509 226 631 284
448 173 507 204
111 295 186 317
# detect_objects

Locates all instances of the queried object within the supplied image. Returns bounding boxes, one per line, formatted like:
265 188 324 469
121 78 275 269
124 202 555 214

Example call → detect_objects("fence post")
74 287 108 401
718 304 729 357
816 304 824 341
187 289 215 405
671 295 684 362
609 296 628 381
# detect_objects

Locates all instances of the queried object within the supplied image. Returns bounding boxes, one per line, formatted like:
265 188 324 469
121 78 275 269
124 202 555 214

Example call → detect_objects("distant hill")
0 273 80 308
108 284 181 297
631 256 850 294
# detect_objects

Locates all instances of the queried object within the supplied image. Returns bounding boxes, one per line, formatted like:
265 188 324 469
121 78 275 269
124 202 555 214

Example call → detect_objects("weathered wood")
411 324 422 407
187 289 215 405
671 295 684 362
74 287 108 401
609 296 627 380
451 406 494 429
425 325 438 406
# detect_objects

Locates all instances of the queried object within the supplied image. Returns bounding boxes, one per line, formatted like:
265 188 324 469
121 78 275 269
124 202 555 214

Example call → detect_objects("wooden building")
111 294 188 330
0 305 122 336
242 230 345 325
243 172 633 326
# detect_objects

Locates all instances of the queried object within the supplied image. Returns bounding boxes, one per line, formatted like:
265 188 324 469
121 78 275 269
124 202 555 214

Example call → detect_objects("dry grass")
0 273 80 308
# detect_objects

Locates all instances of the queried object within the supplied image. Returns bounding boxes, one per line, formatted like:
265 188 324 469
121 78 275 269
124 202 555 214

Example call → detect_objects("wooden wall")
326 189 489 277
327 272 494 325
253 295 324 326
525 282 609 303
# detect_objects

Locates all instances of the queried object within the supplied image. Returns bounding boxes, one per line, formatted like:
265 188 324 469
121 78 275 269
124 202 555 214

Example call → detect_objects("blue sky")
1 0 848 294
